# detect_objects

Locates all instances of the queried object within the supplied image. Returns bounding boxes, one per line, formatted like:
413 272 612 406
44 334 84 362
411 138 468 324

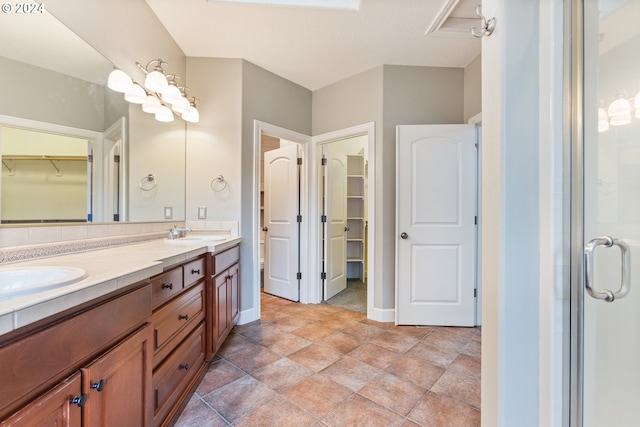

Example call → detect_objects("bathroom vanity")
0 236 240 427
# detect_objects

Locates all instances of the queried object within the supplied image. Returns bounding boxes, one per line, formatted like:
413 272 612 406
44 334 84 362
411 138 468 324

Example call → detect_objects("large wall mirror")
0 12 186 224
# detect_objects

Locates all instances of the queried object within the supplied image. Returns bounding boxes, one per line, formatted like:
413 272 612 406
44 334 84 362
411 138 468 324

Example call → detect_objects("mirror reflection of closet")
1 126 93 223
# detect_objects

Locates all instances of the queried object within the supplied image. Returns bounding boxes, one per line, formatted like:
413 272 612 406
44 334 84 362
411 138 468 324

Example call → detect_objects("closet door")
263 144 300 301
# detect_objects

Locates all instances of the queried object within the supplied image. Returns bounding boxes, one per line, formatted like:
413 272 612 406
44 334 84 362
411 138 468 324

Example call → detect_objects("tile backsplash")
0 221 240 265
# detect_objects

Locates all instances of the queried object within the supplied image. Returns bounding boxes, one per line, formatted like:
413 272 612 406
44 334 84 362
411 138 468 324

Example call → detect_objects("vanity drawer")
151 283 204 360
152 323 205 424
151 267 184 309
183 257 205 288
213 246 239 275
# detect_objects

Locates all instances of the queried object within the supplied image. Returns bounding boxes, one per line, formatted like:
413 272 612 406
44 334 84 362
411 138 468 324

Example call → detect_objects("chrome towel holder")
210 175 228 192
139 174 158 191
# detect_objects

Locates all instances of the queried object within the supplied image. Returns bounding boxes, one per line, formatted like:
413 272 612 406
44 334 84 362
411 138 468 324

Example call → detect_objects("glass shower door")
577 1 640 425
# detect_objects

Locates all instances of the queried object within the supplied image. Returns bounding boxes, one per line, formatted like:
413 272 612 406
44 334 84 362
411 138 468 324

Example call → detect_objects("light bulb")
142 95 163 114
155 106 174 122
124 83 147 104
145 70 168 93
171 96 191 115
182 105 199 123
107 69 132 93
608 97 631 125
161 84 183 105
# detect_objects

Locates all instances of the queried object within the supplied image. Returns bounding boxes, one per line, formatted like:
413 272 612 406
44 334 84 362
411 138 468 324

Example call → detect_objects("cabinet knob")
162 283 173 290
180 363 189 371
179 314 189 321
345 227 350 232
91 379 105 392
191 269 201 275
71 393 88 407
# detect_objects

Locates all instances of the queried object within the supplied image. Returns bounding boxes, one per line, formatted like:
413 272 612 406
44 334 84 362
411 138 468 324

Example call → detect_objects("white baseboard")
237 307 259 325
368 307 395 323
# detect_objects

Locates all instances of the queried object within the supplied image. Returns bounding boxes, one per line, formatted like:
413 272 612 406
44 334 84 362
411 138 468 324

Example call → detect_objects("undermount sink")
0 266 87 298
167 235 227 242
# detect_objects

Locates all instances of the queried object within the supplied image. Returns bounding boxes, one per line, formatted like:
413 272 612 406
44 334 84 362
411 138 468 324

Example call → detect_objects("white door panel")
264 144 300 301
324 146 347 300
396 124 476 326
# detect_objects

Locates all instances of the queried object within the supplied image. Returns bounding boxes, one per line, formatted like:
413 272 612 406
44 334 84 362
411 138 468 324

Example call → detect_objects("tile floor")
175 292 481 427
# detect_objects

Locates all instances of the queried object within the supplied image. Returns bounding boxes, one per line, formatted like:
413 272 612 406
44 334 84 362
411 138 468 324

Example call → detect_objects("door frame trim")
252 121 311 316
568 0 584 425
311 122 377 318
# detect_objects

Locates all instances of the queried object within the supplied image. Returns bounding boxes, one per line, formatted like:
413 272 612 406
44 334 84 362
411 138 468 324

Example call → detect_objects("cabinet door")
212 271 229 353
81 324 153 427
228 263 239 328
0 372 82 427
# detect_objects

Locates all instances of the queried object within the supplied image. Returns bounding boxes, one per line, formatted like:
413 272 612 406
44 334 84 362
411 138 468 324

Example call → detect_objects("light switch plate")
198 207 207 219
164 207 173 219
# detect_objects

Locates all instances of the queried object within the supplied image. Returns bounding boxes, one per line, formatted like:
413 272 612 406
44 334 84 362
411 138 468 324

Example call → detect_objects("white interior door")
396 124 477 326
263 144 300 301
323 145 347 300
578 2 640 425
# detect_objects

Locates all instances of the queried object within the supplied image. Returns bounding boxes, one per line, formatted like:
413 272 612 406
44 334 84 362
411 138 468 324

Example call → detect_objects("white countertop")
0 236 242 336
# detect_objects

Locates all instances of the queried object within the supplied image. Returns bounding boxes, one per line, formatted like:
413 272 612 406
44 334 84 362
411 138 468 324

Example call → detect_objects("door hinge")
474 288 477 298
297 272 302 280
321 157 327 166
321 215 327 223
114 154 120 163
297 215 302 223
297 157 302 165
474 216 477 225
320 272 326 280
87 154 93 163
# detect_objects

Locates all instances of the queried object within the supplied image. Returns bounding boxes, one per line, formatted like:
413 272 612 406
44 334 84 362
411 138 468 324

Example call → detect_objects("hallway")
175 292 481 426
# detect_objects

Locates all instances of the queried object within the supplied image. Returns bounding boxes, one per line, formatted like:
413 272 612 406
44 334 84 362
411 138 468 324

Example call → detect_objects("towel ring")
210 175 228 192
139 174 158 191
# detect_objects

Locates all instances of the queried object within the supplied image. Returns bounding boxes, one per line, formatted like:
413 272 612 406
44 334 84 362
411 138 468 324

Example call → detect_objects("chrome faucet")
167 226 192 240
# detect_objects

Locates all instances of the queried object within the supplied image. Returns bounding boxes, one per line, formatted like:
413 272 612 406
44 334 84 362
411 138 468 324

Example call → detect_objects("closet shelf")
3 155 87 161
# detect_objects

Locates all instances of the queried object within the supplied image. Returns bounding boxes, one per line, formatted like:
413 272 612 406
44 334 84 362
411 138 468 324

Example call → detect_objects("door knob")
345 227 350 232
263 226 268 232
400 232 408 239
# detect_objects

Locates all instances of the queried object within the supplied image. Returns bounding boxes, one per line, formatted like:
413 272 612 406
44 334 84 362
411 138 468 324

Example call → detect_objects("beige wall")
313 65 465 311
464 55 482 122
240 60 312 312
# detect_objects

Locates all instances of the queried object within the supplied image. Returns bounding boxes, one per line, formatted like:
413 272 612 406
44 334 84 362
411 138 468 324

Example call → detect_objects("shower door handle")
584 235 630 302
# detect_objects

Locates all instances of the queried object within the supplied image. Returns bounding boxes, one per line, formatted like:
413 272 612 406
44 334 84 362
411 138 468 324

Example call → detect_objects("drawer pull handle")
91 379 105 392
191 269 201 275
180 363 190 371
71 393 88 407
179 314 189 321
162 283 173 290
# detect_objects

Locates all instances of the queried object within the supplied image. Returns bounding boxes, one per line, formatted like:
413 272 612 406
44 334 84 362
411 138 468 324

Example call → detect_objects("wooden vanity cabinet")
150 256 207 427
0 372 82 427
207 245 240 357
0 284 153 426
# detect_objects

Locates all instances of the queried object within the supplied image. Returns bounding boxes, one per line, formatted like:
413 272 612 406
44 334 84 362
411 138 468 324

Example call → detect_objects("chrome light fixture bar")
107 59 199 123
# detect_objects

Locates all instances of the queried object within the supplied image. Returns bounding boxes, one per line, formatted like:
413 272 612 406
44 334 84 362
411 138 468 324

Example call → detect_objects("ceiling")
145 0 483 90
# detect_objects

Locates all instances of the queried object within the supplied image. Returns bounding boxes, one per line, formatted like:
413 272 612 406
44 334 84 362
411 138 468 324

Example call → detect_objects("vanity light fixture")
143 59 169 93
608 92 632 126
106 59 200 123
